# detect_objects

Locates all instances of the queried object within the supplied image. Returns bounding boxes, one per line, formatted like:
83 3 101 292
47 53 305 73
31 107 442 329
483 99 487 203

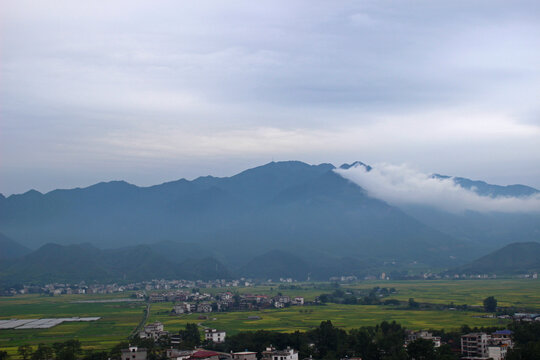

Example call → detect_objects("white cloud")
335 163 540 213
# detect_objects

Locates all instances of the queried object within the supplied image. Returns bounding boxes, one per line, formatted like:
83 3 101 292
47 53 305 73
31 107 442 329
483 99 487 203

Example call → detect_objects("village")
3 272 538 297
130 320 521 360
145 290 306 314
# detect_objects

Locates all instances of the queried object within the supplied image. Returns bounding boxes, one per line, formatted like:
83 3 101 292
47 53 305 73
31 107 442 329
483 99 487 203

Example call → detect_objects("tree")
310 320 347 358
179 323 201 348
435 344 458 360
82 351 109 360
32 344 53 360
506 321 540 360
374 321 407 359
18 345 33 360
407 338 435 360
408 298 419 308
483 296 497 312
51 340 82 360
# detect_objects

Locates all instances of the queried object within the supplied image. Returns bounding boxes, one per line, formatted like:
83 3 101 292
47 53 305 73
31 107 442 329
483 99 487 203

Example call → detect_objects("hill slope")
0 161 469 269
0 232 30 259
456 242 540 274
0 243 230 285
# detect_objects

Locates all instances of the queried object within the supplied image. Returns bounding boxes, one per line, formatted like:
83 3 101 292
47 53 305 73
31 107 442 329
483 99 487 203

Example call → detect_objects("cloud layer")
336 163 540 213
1 1 540 194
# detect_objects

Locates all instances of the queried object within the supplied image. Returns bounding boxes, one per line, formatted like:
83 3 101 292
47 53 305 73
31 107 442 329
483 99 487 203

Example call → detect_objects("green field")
148 302 507 336
190 279 540 308
0 293 145 356
1 279 539 357
349 279 540 308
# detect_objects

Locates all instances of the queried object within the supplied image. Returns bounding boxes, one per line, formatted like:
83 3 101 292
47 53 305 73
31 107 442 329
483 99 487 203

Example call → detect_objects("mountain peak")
339 161 372 171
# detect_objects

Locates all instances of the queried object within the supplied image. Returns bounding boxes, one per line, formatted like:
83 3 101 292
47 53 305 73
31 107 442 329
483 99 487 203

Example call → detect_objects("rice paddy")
1 279 538 357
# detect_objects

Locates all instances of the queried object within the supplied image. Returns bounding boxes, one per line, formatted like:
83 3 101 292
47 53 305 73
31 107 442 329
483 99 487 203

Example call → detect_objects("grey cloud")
1 0 539 195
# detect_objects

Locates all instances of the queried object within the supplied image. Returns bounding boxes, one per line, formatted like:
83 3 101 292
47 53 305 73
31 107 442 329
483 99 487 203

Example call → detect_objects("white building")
407 330 441 347
261 347 298 360
205 328 226 343
139 322 168 341
461 333 491 359
487 345 508 360
121 346 147 360
292 297 304 306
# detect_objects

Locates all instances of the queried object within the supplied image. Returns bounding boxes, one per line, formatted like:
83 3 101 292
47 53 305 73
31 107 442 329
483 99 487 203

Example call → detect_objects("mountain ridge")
1 160 538 277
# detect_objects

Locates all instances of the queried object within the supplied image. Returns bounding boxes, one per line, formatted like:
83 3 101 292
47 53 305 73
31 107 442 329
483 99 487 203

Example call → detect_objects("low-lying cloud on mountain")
336 163 540 214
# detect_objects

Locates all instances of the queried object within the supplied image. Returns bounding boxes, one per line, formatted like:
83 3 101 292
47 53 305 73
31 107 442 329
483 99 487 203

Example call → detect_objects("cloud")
1 0 540 194
335 163 540 213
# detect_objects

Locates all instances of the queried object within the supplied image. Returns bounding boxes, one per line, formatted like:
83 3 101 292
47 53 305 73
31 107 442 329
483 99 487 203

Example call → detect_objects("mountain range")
1 160 539 283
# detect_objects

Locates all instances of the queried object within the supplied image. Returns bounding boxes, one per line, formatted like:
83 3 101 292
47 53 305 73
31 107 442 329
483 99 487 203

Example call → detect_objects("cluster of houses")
167 292 305 314
124 345 298 360
139 323 228 345
4 282 127 296
461 330 513 360
512 312 540 322
139 322 170 341
1 278 260 297
405 330 441 348
404 329 514 360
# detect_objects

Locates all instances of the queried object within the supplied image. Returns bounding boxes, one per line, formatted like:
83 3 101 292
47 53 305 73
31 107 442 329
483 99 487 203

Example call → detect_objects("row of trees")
12 340 83 360
4 318 539 360
206 320 456 360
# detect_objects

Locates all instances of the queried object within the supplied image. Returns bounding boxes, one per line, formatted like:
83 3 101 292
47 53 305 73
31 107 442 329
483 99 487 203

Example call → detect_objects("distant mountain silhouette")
0 232 31 259
454 242 540 274
239 250 310 279
0 243 229 286
1 160 538 283
432 174 539 197
0 161 467 269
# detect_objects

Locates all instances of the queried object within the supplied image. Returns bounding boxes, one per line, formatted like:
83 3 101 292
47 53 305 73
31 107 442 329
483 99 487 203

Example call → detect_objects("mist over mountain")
1 160 539 282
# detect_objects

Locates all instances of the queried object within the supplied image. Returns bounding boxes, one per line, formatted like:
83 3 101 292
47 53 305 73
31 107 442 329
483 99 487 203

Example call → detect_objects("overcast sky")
1 0 539 195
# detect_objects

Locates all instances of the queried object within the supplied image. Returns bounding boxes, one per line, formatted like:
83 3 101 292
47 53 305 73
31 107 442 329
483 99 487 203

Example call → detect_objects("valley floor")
1 279 539 357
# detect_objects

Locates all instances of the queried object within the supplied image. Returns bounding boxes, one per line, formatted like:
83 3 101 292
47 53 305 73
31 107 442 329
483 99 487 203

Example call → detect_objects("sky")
1 0 540 195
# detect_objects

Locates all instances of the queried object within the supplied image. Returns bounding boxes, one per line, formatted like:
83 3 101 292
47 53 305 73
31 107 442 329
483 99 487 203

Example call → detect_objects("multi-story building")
461 333 491 359
205 329 226 343
461 332 511 360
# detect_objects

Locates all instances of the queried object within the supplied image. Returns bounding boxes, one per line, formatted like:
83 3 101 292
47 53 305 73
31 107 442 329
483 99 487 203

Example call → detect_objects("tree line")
2 320 539 360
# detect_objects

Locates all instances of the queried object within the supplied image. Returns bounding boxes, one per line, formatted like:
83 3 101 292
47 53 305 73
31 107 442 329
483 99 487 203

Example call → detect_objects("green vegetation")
347 279 540 308
0 293 145 356
206 320 458 359
483 296 497 312
507 321 540 359
148 302 506 335
1 279 540 357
